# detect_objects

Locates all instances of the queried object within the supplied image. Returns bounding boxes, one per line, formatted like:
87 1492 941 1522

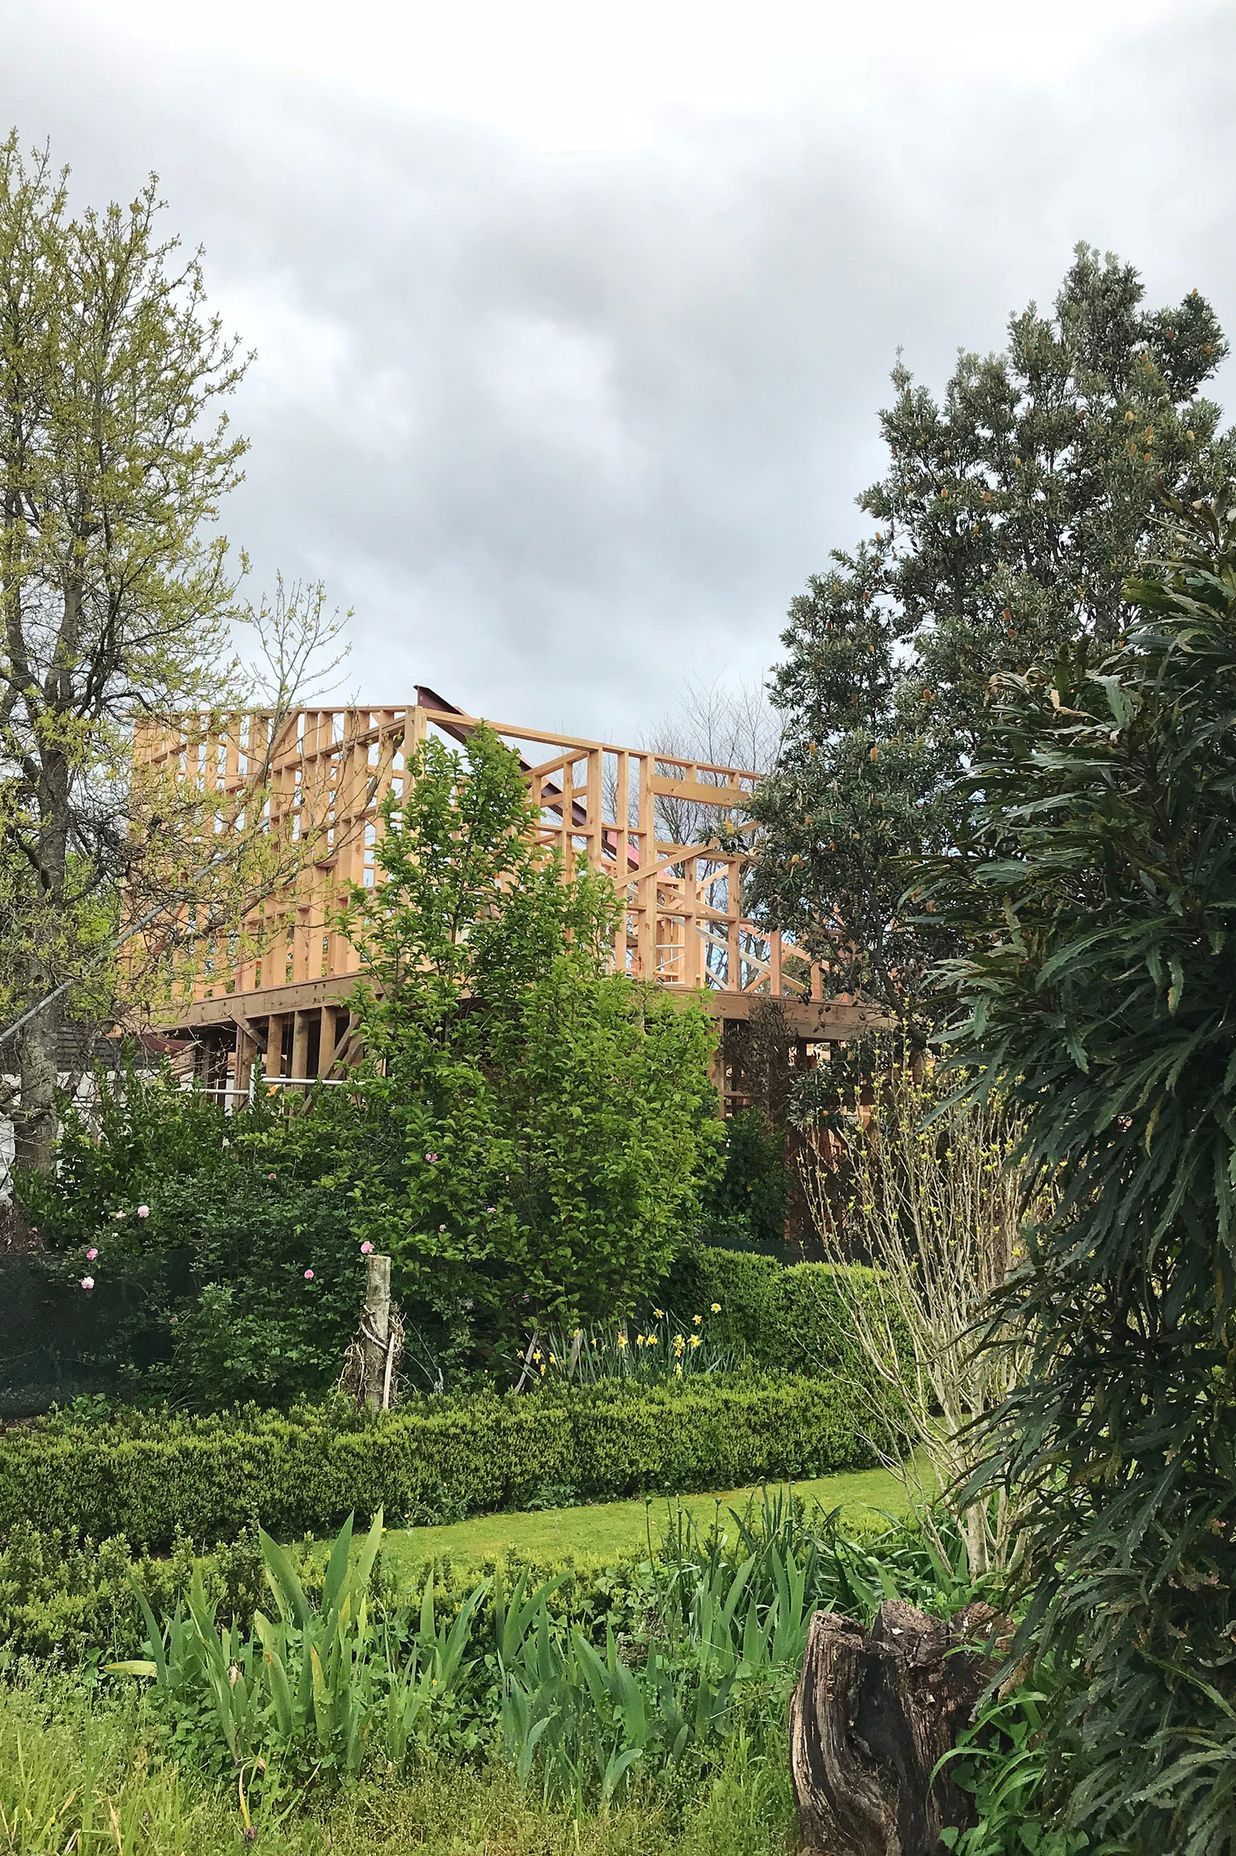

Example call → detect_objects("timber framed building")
133 688 879 1111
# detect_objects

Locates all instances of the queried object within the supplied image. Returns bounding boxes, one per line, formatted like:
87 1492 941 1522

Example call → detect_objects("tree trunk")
13 995 60 1175
789 1599 1009 1856
12 745 73 1174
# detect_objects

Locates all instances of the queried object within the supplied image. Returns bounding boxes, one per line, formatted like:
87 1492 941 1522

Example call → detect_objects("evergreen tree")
929 501 1236 1852
749 245 1235 1031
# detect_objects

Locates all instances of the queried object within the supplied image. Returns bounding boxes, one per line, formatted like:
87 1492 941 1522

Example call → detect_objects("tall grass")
0 1668 794 1855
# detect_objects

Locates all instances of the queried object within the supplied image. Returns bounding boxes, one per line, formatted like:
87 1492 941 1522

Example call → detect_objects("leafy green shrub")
0 1374 874 1551
661 1248 904 1383
339 724 724 1342
930 503 1236 1851
0 1521 267 1664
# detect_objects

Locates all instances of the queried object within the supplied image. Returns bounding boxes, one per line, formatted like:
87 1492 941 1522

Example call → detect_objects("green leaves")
750 246 1235 1037
339 724 722 1340
933 501 1236 1853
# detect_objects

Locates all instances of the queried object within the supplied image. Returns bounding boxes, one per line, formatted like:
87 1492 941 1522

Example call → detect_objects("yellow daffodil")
689 1334 701 1350
710 1302 721 1314
674 1363 683 1378
532 1349 543 1363
653 1307 665 1319
617 1333 628 1350
692 1314 703 1326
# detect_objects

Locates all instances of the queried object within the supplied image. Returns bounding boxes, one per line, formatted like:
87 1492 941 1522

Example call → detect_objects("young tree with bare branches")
798 1050 1041 1579
0 135 345 1170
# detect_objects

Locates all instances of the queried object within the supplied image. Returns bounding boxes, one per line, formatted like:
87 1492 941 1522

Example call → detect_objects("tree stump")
789 1599 1009 1856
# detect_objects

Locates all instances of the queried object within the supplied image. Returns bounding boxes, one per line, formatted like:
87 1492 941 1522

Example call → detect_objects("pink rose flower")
360 1241 374 1255
425 1151 439 1163
268 1172 276 1181
81 1276 95 1291
136 1205 150 1219
303 1268 315 1281
86 1247 98 1261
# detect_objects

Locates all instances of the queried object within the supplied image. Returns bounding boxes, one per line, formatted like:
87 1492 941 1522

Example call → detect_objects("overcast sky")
3 0 1235 746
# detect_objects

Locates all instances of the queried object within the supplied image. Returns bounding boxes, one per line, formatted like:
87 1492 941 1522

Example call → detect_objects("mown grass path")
373 1463 911 1576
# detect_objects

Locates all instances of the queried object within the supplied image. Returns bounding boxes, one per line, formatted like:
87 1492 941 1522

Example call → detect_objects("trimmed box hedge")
661 1249 907 1380
0 1373 872 1551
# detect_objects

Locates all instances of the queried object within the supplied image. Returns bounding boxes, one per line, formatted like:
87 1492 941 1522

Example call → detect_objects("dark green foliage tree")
928 502 1236 1851
750 246 1236 1032
702 1109 789 1252
339 726 723 1349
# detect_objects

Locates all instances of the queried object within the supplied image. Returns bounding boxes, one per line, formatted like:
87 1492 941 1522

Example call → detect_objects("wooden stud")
290 1010 311 1082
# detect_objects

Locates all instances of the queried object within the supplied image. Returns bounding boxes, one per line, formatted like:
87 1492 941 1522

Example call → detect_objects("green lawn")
372 1462 913 1579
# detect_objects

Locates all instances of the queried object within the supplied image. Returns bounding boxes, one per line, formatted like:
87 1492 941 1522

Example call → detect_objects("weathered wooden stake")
361 1252 392 1410
789 1599 1009 1856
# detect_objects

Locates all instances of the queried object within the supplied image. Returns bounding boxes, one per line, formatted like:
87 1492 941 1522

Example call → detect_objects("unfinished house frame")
131 687 880 1111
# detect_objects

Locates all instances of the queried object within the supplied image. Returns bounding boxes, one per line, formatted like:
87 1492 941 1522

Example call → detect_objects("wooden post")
318 1006 338 1079
233 1028 256 1102
290 1010 311 1082
361 1252 393 1410
636 753 656 981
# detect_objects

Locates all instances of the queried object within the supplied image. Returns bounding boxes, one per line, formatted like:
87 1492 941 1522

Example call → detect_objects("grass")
372 1462 912 1579
0 1672 794 1855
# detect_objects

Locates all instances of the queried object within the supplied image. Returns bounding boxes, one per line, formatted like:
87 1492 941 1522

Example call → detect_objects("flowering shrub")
12 1071 377 1409
524 1306 731 1385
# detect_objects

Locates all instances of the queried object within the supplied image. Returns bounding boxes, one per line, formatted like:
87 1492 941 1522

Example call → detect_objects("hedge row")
0 1373 872 1551
0 1522 267 1663
663 1249 905 1379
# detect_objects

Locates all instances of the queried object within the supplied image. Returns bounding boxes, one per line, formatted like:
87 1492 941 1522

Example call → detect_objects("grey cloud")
2 4 1236 743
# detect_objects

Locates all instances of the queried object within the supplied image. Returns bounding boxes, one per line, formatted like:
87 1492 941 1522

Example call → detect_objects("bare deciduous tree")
798 1050 1041 1579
